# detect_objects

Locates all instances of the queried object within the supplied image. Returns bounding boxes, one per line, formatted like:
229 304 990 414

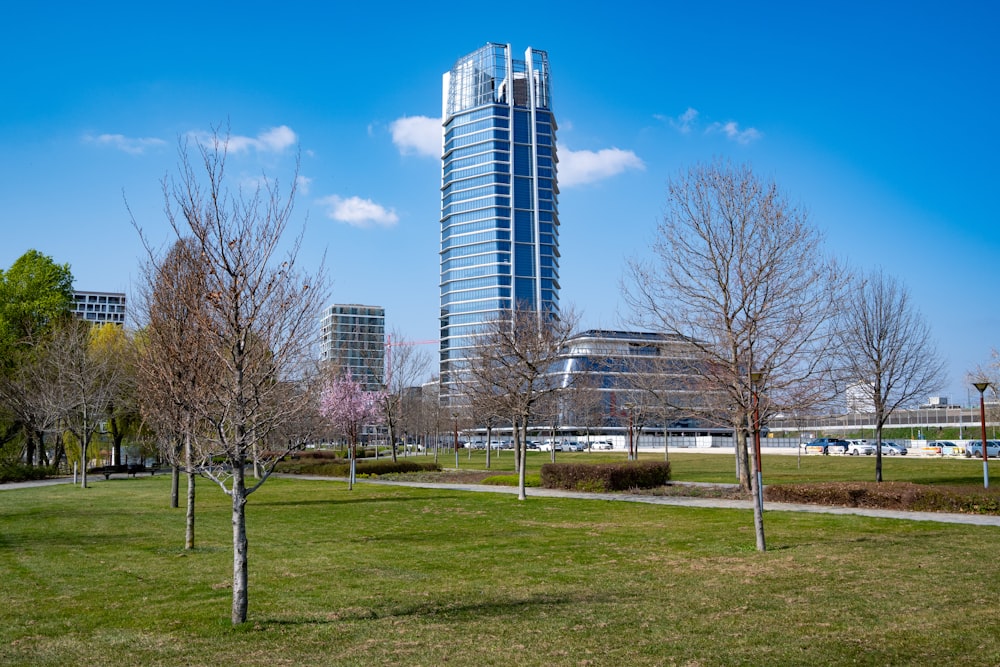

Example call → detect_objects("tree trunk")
109 414 123 467
517 418 527 501
512 419 520 474
485 425 492 469
230 464 249 625
38 432 50 466
734 428 751 491
185 432 195 550
51 433 66 471
875 422 884 483
24 430 35 468
171 464 180 508
79 435 89 489
348 441 356 490
390 421 398 463
170 436 182 508
749 448 766 551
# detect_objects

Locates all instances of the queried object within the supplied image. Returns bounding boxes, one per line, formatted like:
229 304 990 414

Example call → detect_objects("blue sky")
2 1 997 404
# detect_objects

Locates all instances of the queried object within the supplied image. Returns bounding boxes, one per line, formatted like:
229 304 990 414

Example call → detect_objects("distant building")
553 330 708 431
319 304 385 390
845 382 875 413
439 43 559 405
71 291 126 325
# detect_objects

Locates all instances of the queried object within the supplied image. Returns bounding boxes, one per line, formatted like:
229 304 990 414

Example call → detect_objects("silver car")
874 441 907 456
966 440 1000 458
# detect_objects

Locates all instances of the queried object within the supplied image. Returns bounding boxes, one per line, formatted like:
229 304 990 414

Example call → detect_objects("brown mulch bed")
765 481 1000 515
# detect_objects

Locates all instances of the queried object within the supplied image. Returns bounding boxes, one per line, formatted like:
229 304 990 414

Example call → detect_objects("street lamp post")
974 381 991 489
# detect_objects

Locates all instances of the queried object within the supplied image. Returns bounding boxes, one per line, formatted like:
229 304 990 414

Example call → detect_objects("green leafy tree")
0 250 74 466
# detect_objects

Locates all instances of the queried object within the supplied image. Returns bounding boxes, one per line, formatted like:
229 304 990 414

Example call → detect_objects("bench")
89 465 162 480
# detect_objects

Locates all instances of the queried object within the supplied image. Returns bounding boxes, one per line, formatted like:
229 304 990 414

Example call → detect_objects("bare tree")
134 132 325 625
833 268 946 481
623 160 841 552
968 351 1000 431
44 319 122 488
134 237 215 547
465 308 579 500
380 331 431 462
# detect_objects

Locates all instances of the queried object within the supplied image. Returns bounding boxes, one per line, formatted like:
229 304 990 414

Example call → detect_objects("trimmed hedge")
541 461 671 492
766 482 1000 515
0 464 58 484
274 453 440 477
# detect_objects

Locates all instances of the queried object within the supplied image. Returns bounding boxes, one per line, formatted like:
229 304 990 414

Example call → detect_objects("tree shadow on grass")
253 493 469 509
256 590 610 628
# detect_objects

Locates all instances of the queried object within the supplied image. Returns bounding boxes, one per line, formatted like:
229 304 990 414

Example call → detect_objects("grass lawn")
2 475 1000 665
420 447 992 487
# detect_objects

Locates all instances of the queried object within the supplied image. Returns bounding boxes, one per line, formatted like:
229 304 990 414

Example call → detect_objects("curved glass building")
439 44 559 404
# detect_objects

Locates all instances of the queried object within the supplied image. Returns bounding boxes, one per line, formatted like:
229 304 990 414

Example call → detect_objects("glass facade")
439 43 560 402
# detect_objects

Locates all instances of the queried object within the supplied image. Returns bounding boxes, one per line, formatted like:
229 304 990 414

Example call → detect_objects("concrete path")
289 475 1000 528
7 473 999 528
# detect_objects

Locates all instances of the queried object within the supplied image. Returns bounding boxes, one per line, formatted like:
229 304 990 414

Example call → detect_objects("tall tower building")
319 303 385 391
439 43 560 403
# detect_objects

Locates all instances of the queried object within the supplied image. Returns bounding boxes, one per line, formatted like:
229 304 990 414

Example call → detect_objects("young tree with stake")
624 160 841 551
133 130 325 625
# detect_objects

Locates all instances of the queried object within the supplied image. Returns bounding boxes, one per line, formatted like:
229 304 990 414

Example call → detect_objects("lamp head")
973 381 991 394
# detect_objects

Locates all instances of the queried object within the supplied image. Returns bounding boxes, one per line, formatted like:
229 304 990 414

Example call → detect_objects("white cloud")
85 133 166 154
390 115 440 157
660 107 699 134
296 175 313 196
557 146 645 188
707 121 762 145
318 195 399 229
189 125 298 153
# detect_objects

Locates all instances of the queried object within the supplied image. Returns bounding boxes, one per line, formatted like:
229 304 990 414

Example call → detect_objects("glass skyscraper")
439 43 560 402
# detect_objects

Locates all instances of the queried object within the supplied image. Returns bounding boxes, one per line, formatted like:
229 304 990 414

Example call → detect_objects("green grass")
426 447 992 486
3 475 1000 665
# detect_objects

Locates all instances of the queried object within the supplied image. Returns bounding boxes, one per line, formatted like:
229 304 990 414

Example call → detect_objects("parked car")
966 440 1000 458
873 441 907 456
926 441 962 456
803 438 850 455
847 440 875 456
563 441 585 452
589 440 614 450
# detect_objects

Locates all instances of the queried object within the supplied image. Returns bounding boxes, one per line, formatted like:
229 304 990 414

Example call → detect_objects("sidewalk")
304 476 1000 528
9 473 1000 527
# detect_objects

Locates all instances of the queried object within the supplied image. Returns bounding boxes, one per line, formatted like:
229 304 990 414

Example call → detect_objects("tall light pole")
974 381 991 489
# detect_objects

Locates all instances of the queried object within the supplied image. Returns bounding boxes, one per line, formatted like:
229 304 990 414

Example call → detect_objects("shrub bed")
0 463 58 484
274 453 440 477
766 481 1000 515
541 461 671 492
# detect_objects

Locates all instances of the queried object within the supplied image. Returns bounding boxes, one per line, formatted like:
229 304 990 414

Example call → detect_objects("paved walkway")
291 475 1000 527
7 473 1000 528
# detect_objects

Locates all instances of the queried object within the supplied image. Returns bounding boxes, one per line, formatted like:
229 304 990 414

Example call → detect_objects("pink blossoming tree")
319 370 385 489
